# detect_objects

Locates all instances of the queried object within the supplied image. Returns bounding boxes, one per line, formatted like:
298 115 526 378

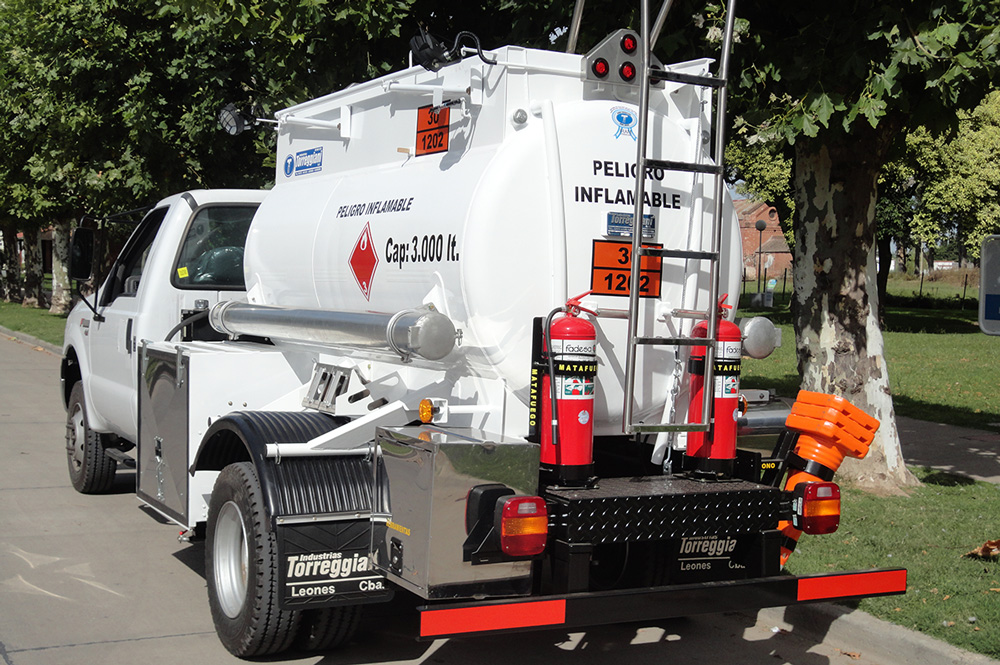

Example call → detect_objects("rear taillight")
619 61 636 82
498 496 548 556
792 482 841 534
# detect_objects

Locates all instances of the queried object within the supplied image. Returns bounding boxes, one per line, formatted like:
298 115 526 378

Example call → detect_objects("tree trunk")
876 232 892 324
792 125 918 491
49 218 73 314
21 226 47 309
0 221 23 303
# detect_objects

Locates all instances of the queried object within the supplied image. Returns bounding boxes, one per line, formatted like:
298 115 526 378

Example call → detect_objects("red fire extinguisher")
539 304 597 486
686 298 743 477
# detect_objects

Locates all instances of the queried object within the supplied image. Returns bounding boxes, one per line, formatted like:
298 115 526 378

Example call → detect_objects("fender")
192 411 374 531
61 311 118 435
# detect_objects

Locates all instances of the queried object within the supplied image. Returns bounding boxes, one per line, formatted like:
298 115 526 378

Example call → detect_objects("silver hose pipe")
209 301 458 361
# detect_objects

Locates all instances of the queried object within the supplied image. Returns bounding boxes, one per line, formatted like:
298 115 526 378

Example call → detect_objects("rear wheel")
206 463 299 657
65 383 117 493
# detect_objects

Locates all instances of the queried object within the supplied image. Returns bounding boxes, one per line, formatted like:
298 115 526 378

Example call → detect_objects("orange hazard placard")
415 105 450 156
590 239 662 298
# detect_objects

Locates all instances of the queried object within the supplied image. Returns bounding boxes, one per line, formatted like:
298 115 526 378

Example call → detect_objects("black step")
104 449 136 468
638 246 717 261
645 158 724 176
545 476 788 544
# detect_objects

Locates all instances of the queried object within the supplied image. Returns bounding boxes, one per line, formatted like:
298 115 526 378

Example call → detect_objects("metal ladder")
621 0 740 435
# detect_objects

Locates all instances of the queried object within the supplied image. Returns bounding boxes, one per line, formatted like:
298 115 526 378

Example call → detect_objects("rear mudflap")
277 520 393 609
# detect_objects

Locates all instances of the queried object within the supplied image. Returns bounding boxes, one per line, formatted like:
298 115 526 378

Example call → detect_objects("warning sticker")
415 106 449 156
590 239 662 298
715 375 739 398
349 223 379 300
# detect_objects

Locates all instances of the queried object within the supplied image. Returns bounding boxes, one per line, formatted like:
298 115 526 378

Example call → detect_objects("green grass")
741 306 1000 430
886 270 979 305
785 467 1000 658
0 300 68 347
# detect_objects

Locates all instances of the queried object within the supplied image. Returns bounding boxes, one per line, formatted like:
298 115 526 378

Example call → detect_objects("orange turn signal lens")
418 398 436 423
792 482 841 534
498 496 548 556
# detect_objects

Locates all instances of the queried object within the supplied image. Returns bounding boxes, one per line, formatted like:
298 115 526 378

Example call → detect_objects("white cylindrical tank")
244 44 742 436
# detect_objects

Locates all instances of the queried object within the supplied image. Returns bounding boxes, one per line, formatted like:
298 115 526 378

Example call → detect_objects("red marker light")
621 34 638 54
592 58 610 78
619 62 637 82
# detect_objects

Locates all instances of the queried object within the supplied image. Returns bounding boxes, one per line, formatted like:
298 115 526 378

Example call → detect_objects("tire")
65 383 117 494
294 605 362 652
206 463 299 658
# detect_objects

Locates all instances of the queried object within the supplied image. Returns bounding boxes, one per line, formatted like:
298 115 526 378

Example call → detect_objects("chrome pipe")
209 301 458 361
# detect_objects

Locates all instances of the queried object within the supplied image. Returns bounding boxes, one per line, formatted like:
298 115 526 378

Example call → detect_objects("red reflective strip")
797 570 907 601
420 599 566 637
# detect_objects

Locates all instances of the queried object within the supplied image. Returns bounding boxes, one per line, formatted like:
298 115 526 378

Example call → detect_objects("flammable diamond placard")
349 223 378 300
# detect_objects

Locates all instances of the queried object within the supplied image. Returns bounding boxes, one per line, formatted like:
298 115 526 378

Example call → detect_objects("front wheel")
65 383 117 493
206 462 299 657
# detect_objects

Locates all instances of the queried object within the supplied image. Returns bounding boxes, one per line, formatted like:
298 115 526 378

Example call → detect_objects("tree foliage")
907 91 1000 258
732 2 1000 144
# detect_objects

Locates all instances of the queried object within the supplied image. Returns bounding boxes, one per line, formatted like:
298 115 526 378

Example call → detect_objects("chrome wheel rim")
67 405 85 472
214 500 249 618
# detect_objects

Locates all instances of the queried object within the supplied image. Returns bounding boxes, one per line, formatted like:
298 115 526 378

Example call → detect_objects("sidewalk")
897 416 1000 484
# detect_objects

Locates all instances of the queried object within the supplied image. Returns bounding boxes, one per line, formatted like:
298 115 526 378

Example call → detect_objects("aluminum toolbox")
373 426 540 600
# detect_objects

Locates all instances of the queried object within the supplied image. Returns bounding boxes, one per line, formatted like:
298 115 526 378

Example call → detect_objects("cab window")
173 205 258 290
101 206 168 305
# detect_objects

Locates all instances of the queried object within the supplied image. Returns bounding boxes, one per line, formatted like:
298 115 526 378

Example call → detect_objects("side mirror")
69 227 95 281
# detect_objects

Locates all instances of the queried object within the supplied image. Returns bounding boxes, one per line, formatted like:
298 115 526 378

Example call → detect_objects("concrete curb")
0 324 61 356
755 602 999 665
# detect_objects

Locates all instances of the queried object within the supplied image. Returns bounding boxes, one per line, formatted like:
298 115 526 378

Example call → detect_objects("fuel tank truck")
61 12 906 660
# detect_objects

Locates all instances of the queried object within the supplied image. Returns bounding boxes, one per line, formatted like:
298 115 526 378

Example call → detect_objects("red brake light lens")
499 496 548 556
619 62 637 82
621 34 638 54
592 58 610 78
793 482 841 535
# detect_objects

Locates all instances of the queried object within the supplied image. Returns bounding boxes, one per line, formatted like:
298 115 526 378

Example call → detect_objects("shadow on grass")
890 394 1000 432
742 372 800 398
737 296 980 335
882 309 979 334
917 468 977 487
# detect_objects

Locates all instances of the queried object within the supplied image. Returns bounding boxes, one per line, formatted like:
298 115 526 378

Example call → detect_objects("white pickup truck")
61 189 266 492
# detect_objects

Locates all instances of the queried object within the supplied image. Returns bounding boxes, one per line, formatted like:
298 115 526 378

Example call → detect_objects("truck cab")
61 189 266 490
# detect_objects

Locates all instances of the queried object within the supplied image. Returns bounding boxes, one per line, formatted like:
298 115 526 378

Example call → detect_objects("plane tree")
727 2 999 488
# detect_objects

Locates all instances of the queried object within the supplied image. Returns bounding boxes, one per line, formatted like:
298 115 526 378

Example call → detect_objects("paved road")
0 332 994 665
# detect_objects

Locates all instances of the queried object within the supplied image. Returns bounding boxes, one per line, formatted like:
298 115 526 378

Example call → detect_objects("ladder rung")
644 158 724 176
650 69 726 89
630 422 710 434
633 336 704 347
638 247 717 261
671 309 711 320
